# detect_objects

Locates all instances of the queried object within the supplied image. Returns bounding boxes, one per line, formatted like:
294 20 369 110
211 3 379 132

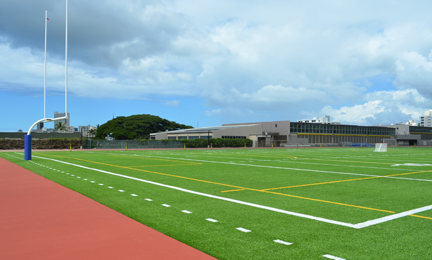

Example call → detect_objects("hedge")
0 138 84 150
167 138 253 148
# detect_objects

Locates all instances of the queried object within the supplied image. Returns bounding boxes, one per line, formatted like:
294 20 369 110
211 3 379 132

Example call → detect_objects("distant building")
298 115 340 124
54 111 70 127
79 125 97 137
36 122 44 131
420 110 432 127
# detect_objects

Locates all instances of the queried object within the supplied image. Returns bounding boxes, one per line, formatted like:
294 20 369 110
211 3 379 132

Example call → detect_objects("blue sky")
1 0 432 132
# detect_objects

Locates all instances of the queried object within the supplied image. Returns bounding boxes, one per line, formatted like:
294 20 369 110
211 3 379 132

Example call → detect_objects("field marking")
410 214 432 220
31 154 432 226
122 153 432 183
162 204 171 207
32 155 359 228
323 254 345 260
36 153 396 213
206 218 218 222
237 227 251 233
393 163 432 167
273 239 292 245
18 155 432 220
128 163 202 168
262 176 382 191
354 204 432 228
221 188 246 193
145 198 153 201
262 170 432 191
182 210 192 214
107 154 202 165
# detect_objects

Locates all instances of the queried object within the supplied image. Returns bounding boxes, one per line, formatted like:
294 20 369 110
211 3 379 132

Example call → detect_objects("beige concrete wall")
213 124 262 138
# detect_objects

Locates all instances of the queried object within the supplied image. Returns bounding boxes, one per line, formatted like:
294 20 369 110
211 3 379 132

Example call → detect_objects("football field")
2 147 432 259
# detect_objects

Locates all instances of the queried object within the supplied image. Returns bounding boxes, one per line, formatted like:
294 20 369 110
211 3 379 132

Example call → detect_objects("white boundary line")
168 153 425 172
32 155 432 229
122 153 432 183
354 204 432 229
32 155 357 228
323 254 345 260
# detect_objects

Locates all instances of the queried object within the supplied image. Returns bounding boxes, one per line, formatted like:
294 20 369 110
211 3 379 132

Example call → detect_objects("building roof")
150 124 260 135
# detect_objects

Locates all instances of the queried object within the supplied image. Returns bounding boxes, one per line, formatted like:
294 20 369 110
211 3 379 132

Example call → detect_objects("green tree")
95 114 193 140
55 122 66 132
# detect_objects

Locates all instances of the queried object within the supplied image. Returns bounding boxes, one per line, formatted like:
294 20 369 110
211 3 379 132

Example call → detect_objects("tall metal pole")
65 0 68 116
44 10 47 119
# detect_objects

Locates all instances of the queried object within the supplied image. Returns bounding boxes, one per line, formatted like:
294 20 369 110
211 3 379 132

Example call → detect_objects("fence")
84 140 185 149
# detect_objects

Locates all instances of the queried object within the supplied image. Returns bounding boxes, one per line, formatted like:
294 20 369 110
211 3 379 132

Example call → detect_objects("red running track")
0 158 217 260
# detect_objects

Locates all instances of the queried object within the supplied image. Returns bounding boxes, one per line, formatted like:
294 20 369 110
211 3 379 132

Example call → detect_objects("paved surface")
0 157 217 260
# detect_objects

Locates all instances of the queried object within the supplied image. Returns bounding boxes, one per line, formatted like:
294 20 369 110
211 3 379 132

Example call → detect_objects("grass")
2 147 432 259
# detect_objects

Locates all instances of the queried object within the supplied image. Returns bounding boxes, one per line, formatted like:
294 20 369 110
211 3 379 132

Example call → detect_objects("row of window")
167 136 213 140
409 126 432 133
290 123 395 135
221 136 247 139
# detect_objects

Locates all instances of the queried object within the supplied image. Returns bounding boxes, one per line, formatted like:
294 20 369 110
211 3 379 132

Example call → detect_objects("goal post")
25 2 69 160
374 143 388 152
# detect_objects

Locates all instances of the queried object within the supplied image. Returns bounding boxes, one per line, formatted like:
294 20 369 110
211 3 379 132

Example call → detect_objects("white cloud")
394 51 432 99
321 100 388 125
2 0 432 125
320 89 428 125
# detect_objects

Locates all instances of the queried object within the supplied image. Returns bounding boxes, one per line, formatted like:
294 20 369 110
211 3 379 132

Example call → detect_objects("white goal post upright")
24 0 69 160
374 143 388 152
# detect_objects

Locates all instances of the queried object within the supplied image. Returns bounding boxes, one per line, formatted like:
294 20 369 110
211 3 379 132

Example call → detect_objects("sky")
1 0 432 132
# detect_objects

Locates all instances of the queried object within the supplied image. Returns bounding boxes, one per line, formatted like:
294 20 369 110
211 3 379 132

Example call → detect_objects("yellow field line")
385 170 432 177
261 190 394 213
37 153 428 216
38 153 250 191
129 163 202 168
261 170 432 191
261 176 382 191
107 154 202 164
221 188 246 193
410 214 432 220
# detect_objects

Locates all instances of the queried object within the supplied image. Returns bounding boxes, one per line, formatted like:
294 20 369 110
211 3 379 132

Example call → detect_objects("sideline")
32 155 432 229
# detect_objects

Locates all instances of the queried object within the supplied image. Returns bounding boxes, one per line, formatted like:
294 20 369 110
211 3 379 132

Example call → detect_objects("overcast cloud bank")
1 0 431 126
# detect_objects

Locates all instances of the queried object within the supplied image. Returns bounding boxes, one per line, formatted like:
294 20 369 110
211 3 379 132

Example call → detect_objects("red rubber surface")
0 158 217 260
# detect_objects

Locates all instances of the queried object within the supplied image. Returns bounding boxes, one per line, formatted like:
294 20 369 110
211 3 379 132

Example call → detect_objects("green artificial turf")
2 147 432 259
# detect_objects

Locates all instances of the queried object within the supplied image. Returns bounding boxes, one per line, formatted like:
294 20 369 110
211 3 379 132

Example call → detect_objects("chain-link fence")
84 140 185 149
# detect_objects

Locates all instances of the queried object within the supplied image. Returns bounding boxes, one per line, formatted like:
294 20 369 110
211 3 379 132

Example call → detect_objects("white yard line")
273 239 292 245
125 153 432 183
32 155 358 229
323 254 345 260
178 154 423 172
32 154 432 229
353 204 432 229
236 227 251 233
